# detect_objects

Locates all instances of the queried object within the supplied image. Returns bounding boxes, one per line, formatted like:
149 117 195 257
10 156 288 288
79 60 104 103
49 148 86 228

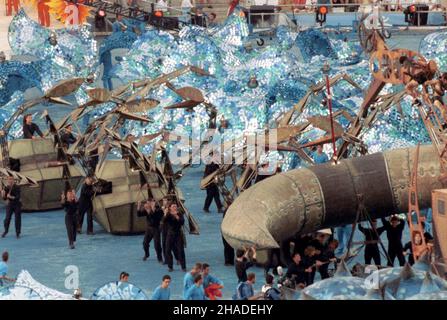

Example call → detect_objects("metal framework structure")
66 0 186 30
355 14 445 264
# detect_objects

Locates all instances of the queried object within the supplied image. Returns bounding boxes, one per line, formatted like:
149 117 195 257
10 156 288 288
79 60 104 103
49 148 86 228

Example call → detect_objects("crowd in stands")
287 0 445 13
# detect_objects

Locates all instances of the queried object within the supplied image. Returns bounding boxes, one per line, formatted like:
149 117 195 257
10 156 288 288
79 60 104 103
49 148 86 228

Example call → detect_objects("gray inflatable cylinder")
221 145 442 249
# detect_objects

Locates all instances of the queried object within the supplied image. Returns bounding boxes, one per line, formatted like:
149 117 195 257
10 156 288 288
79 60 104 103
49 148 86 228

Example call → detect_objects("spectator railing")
63 0 447 32
171 2 447 28
67 0 193 31
165 1 446 14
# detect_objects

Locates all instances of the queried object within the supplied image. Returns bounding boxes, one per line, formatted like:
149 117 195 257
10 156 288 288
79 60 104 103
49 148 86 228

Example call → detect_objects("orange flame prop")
47 0 91 25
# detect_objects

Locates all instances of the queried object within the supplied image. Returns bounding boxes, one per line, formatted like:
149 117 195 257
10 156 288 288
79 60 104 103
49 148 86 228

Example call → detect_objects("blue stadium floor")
0 166 271 299
0 164 412 299
0 32 426 299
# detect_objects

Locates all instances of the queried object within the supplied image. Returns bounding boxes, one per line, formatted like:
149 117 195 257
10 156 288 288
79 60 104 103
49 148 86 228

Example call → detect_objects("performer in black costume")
382 216 406 267
22 114 43 139
1 176 22 238
358 220 386 266
60 125 77 148
137 199 164 262
77 176 95 235
61 189 78 249
203 160 223 213
164 203 186 272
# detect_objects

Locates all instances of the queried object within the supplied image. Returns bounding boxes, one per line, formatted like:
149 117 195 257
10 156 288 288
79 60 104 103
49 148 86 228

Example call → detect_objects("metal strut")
353 17 447 266
65 0 187 30
406 144 430 263
346 194 391 264
44 111 73 192
0 132 10 169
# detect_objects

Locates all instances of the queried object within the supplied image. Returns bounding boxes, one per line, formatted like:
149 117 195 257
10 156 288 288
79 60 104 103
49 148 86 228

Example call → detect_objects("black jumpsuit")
301 255 316 286
319 247 336 279
78 183 95 233
137 207 163 261
235 257 256 283
285 261 307 286
60 131 76 148
381 218 406 267
23 123 43 139
203 162 223 211
164 214 186 270
222 209 235 265
3 184 21 236
309 239 327 282
60 131 76 164
292 235 313 256
358 224 386 266
63 200 78 246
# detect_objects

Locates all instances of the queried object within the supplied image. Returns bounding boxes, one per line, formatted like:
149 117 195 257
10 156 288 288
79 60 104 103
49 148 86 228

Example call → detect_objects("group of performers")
58 176 96 249
59 183 189 274
2 112 191 278
2 49 446 278
1 181 93 247
0 115 44 239
1 115 93 246
60 176 95 247
137 198 187 272
1 176 21 238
